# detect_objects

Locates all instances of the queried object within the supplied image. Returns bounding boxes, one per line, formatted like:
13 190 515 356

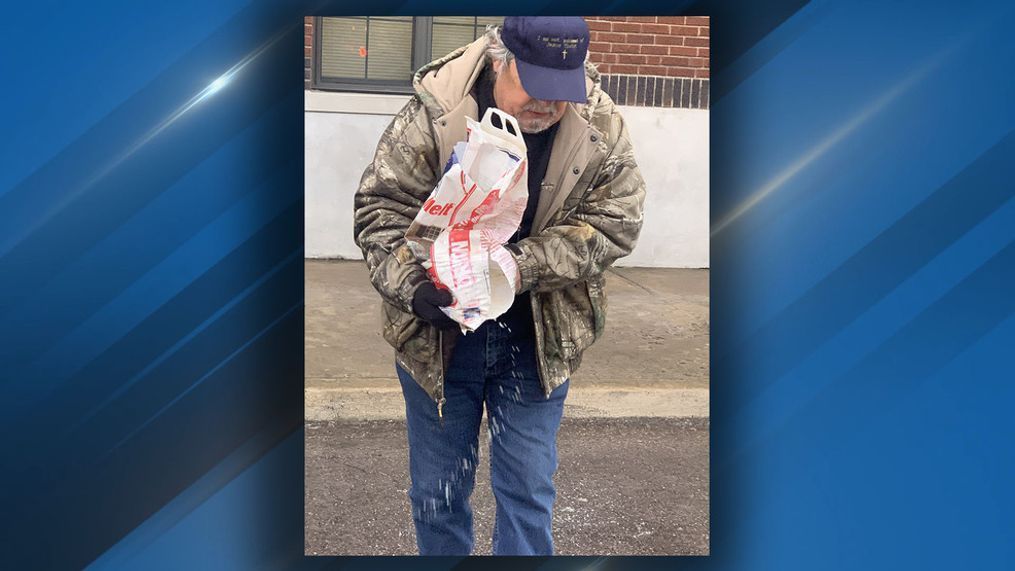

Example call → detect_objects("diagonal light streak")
711 44 956 238
67 247 302 435
103 299 302 458
0 25 293 260
77 26 292 193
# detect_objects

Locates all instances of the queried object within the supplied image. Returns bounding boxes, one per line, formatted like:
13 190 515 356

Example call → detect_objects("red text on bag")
423 198 454 217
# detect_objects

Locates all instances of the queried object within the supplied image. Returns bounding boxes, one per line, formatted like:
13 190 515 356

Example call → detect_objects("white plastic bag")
405 108 528 331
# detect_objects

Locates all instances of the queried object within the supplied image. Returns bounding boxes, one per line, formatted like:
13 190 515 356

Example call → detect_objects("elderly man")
353 17 646 555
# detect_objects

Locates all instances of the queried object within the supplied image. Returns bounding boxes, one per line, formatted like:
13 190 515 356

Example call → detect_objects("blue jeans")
396 319 569 555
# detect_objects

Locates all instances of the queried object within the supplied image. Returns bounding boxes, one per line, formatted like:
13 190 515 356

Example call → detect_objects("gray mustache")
522 102 556 113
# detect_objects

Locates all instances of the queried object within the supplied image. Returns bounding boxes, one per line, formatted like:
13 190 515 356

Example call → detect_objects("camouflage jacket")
353 37 646 413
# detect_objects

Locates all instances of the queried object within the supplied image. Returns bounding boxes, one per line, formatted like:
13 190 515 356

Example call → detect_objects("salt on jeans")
396 319 569 556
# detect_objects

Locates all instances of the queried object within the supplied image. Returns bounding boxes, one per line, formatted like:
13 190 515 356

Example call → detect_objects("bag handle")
479 108 526 154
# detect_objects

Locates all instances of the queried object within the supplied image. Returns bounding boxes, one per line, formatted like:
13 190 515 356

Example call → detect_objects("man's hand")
412 282 458 329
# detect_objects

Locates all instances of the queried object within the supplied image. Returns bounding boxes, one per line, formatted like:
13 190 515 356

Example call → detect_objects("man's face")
492 59 568 134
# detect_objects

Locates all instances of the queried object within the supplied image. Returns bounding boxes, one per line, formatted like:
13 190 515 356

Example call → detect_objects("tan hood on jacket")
412 36 600 118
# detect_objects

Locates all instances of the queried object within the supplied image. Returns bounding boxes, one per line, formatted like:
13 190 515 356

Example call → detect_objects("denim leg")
484 331 569 555
397 330 486 556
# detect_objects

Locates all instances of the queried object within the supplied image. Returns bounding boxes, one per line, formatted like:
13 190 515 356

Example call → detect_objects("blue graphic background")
0 0 1012 569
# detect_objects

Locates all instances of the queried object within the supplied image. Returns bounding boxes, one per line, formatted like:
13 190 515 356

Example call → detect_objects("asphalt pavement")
305 417 709 556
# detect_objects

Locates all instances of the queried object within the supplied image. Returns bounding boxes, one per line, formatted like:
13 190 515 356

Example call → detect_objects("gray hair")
483 25 515 72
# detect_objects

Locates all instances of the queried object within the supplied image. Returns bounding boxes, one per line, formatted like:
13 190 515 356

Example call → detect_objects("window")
312 17 504 94
430 17 504 64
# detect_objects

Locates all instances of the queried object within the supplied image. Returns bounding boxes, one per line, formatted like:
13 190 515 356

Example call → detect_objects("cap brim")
514 58 588 103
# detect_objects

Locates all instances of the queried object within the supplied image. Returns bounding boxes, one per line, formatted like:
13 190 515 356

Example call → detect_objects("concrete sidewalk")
305 260 710 420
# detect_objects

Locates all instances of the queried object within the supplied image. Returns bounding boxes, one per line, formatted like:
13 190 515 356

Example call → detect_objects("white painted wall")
305 91 709 268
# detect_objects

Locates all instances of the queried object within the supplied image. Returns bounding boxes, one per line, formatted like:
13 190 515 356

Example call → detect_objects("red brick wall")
583 16 709 109
585 16 709 79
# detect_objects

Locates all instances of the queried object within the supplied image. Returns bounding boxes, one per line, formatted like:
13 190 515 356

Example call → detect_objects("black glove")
412 282 457 329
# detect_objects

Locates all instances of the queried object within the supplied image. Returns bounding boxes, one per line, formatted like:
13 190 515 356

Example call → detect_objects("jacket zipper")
433 118 449 425
437 328 446 425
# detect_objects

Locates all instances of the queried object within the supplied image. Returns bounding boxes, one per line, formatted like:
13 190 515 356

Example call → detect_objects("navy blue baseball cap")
501 17 590 103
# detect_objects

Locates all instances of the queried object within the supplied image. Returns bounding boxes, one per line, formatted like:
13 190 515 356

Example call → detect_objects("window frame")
311 16 495 94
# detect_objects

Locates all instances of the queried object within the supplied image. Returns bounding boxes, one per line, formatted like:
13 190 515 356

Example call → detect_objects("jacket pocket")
381 301 421 352
548 277 604 361
381 300 437 366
